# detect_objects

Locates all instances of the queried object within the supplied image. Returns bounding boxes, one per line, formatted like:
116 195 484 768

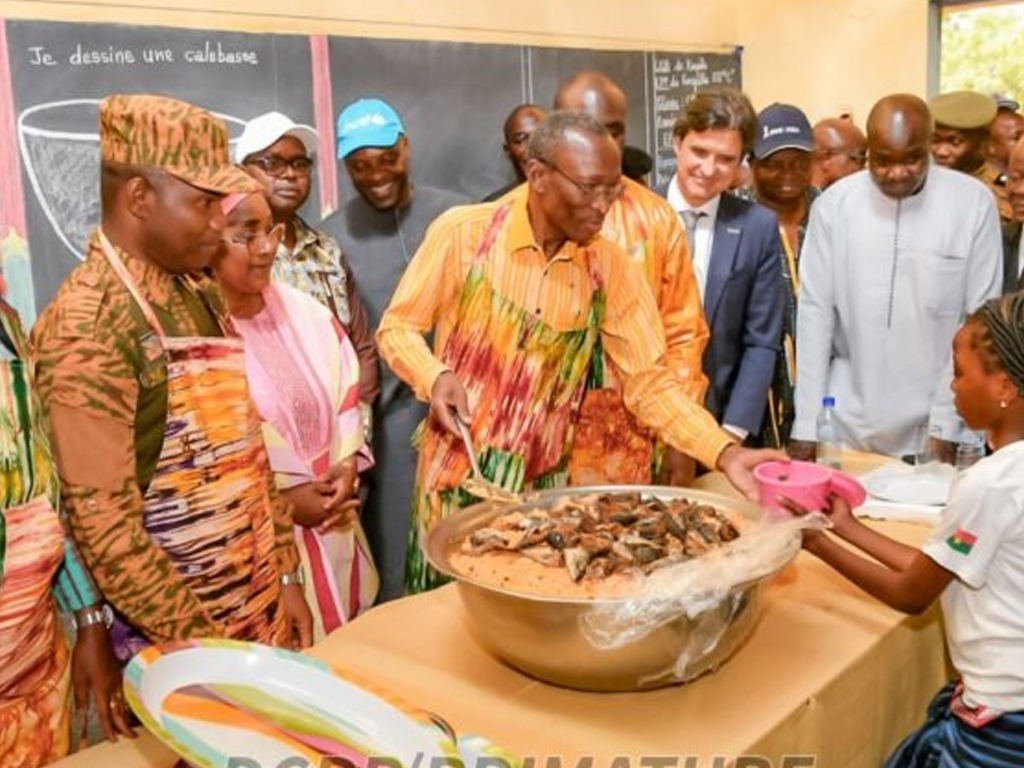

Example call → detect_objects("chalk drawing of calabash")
17 98 246 260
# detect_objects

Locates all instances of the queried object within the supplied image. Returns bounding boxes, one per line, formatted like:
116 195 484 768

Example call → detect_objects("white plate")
457 734 521 768
861 465 954 506
124 639 458 768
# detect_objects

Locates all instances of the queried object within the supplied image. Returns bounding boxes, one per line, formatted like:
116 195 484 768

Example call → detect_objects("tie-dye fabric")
0 308 59 516
0 385 68 765
0 301 94 768
568 179 709 484
98 233 285 656
0 495 70 768
0 619 70 768
406 204 604 593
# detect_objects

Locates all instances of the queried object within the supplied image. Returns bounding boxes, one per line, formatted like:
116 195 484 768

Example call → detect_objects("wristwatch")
280 568 305 587
74 604 113 630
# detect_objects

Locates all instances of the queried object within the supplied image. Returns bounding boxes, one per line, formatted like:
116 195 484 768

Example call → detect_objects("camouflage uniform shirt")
31 233 299 643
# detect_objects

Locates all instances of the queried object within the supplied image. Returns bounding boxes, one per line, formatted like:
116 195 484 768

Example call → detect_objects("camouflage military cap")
929 91 997 130
99 94 259 194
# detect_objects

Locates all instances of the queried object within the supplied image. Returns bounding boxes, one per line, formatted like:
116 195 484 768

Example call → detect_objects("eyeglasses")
245 155 314 177
540 159 624 205
229 222 285 253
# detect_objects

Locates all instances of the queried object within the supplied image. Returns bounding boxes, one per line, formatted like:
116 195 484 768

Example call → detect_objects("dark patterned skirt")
884 682 1024 768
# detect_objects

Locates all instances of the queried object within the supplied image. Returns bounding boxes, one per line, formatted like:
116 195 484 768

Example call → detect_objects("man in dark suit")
661 87 784 443
1003 139 1024 294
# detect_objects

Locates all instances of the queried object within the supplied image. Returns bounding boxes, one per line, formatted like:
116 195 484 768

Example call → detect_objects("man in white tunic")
791 94 1002 460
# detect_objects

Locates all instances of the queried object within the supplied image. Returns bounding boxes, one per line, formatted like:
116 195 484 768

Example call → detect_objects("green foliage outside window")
941 4 1024 105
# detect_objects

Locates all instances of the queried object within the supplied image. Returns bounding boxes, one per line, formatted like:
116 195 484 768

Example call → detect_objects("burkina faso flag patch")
947 528 977 555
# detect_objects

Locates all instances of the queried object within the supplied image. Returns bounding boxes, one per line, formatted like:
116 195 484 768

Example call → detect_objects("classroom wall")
737 0 930 124
0 0 929 127
0 1 738 48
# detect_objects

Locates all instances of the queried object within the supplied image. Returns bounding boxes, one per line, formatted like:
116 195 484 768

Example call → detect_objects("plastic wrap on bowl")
424 485 821 691
580 517 814 685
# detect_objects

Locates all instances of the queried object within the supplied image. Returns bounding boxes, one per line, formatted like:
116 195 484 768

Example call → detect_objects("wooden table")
54 455 951 768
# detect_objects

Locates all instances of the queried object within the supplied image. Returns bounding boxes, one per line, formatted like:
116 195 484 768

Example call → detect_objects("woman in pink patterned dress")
212 191 377 639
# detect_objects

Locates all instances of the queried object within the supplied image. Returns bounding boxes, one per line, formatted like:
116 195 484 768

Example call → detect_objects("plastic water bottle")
816 396 842 469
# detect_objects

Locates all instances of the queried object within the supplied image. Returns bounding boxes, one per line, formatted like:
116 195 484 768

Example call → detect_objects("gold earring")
1000 400 1008 409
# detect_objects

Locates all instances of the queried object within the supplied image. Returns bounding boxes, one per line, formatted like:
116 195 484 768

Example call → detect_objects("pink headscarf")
221 192 250 216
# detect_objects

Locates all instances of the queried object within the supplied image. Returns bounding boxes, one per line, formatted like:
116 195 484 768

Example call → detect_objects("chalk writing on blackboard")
27 41 260 68
649 50 741 191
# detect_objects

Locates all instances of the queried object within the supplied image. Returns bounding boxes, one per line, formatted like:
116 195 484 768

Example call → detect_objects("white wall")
0 0 930 125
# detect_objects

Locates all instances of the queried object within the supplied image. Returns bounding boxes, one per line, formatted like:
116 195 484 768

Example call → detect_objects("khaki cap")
99 93 259 194
930 90 997 130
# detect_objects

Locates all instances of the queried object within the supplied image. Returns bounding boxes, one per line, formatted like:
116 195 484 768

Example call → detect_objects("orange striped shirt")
377 192 734 470
600 177 709 402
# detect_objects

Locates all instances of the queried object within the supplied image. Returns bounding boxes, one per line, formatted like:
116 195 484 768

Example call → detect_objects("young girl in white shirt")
792 292 1024 767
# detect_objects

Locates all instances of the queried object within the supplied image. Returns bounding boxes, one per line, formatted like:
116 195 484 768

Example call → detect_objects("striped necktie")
680 209 705 256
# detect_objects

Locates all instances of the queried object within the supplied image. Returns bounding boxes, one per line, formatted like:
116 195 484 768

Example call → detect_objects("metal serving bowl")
424 485 798 692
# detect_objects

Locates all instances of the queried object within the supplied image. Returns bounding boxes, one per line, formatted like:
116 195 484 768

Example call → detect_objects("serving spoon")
455 418 521 504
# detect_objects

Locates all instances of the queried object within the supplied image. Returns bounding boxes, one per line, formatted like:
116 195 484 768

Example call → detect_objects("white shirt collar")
666 174 721 221
1017 227 1024 280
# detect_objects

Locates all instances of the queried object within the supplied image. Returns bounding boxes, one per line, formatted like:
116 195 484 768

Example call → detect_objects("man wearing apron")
0 296 130 766
554 71 709 487
377 111 785 593
33 95 312 658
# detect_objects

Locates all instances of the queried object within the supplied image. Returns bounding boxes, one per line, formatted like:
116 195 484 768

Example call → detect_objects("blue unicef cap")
336 98 405 159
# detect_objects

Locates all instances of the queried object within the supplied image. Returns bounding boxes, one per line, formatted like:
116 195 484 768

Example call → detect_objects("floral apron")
99 233 285 659
568 191 655 485
407 204 604 593
0 305 71 768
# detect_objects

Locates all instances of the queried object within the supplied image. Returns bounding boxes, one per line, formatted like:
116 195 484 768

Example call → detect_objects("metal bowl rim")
424 484 799 605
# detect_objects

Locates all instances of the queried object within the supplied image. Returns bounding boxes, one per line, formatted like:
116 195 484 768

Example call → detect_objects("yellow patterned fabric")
569 177 709 484
405 203 603 592
0 301 77 768
378 194 733 480
0 628 70 768
598 178 709 401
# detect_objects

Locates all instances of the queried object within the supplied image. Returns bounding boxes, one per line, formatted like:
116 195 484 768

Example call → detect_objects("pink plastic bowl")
752 460 866 512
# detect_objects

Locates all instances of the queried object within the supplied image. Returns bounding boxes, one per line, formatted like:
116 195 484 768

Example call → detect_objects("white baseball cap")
233 111 319 164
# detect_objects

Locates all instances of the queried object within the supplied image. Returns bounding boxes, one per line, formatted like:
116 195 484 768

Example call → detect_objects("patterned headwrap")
979 292 1024 395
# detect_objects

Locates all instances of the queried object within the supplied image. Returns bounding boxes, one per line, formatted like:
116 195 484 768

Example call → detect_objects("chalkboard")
327 37 524 202
4 20 316 313
527 46 650 153
0 16 742 320
649 50 743 191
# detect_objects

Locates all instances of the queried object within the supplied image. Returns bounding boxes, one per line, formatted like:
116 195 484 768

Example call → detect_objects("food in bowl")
426 486 798 691
449 492 741 599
